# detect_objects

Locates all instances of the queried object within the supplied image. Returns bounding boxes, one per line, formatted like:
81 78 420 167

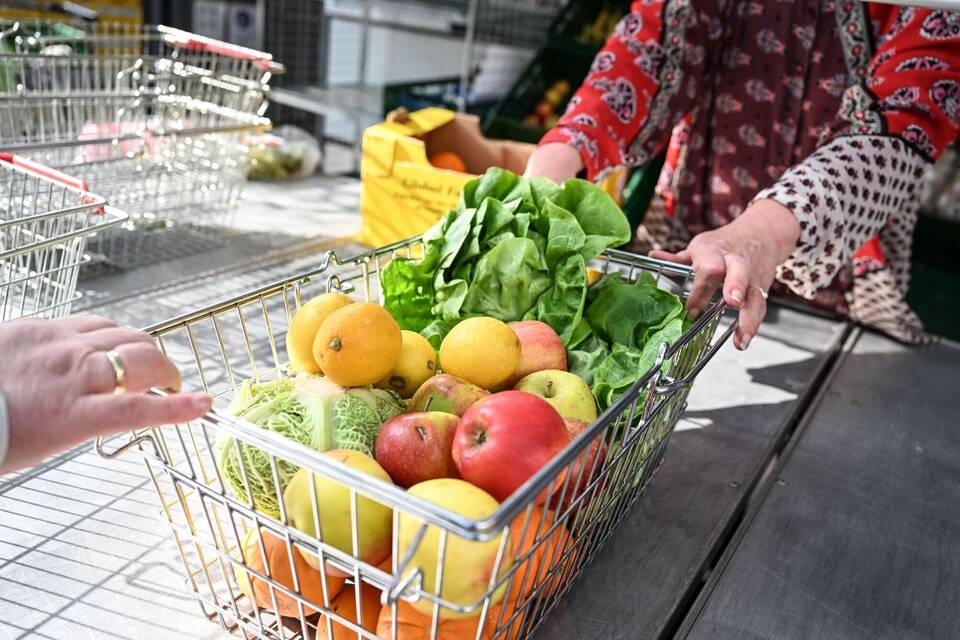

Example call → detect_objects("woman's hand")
650 199 801 350
0 314 212 473
523 142 584 184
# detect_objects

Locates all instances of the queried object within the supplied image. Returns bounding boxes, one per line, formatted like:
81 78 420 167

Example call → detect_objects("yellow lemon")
314 303 402 387
376 330 437 398
439 317 520 390
286 292 354 373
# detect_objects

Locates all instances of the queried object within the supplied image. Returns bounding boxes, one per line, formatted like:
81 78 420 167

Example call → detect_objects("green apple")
398 479 512 618
284 449 393 576
514 370 598 424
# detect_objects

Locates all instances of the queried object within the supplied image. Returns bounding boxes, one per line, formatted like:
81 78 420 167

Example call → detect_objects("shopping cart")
0 19 281 271
0 152 126 320
97 238 731 640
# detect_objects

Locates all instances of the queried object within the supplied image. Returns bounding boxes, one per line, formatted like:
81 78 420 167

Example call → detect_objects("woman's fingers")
75 392 212 437
649 249 691 264
735 285 767 350
685 250 726 319
83 342 183 394
61 314 117 333
722 253 751 309
80 327 154 351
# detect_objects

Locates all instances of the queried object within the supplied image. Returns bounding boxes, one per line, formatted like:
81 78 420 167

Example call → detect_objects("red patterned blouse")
541 1 960 343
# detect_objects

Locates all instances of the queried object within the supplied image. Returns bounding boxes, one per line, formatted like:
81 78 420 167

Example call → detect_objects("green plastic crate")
548 0 632 55
482 46 594 144
382 77 494 118
909 212 960 341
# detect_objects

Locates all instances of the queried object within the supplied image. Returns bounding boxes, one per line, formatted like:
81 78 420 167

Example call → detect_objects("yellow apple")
284 450 394 576
398 479 512 619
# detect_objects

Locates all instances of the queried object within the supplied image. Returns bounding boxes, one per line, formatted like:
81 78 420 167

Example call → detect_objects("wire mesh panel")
0 19 280 271
0 153 125 320
98 237 730 640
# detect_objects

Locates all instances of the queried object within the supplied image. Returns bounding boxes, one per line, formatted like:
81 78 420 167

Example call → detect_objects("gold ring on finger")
751 284 769 301
105 350 127 395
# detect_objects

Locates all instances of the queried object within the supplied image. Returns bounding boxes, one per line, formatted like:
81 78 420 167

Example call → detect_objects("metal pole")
458 0 480 113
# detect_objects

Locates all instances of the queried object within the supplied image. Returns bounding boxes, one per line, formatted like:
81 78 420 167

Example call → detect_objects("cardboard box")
360 108 536 246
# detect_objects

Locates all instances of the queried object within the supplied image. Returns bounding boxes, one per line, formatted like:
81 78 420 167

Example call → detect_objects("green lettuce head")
217 375 404 518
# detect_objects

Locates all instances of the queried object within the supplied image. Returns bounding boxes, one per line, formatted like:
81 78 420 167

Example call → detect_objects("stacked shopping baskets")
0 152 125 320
0 20 282 272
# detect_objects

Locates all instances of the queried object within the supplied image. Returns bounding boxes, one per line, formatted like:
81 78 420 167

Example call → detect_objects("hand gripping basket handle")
0 153 91 193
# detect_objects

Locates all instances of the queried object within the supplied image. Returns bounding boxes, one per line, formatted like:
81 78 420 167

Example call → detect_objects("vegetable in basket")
217 375 404 517
380 168 631 347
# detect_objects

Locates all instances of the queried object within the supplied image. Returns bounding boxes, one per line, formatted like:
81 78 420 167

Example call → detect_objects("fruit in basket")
552 418 607 515
407 374 489 416
285 450 394 576
318 582 383 640
375 330 437 398
235 526 346 616
514 370 598 424
398 479 512 618
287 292 354 374
375 412 460 488
504 506 575 602
439 317 520 390
376 600 494 640
219 376 404 517
452 391 571 503
429 151 467 173
314 302 403 387
502 321 567 389
220 376 401 518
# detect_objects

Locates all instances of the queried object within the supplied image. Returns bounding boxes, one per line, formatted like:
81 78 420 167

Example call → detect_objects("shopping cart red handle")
0 152 90 192
159 26 283 72
0 152 104 212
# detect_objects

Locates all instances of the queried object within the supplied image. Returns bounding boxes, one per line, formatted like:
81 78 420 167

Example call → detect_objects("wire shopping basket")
96 237 732 640
0 20 281 271
0 152 126 320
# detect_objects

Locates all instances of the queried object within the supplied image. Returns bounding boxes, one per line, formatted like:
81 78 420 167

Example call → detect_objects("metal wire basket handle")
0 152 90 193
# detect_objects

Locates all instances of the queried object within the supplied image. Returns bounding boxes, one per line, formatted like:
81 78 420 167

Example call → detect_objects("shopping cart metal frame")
97 237 732 640
0 152 126 320
0 19 281 271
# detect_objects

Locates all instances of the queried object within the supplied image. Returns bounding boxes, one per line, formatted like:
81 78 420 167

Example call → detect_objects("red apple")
408 374 489 416
552 418 608 515
452 391 571 503
375 412 460 488
534 99 553 119
503 320 567 389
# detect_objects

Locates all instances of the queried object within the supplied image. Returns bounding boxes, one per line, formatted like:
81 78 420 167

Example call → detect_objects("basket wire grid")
0 20 280 271
0 152 126 320
97 237 731 640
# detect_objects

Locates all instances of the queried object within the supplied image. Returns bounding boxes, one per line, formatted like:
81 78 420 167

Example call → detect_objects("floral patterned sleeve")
539 1 669 180
756 7 960 300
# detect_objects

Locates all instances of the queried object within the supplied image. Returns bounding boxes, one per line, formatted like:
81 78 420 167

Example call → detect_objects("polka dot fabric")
539 1 960 343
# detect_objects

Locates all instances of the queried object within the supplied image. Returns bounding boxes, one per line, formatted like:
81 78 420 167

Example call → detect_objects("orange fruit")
286 292 354 373
428 151 467 173
314 302 402 387
376 600 493 640
376 330 437 397
439 317 521 390
235 527 345 617
317 582 383 640
505 507 575 603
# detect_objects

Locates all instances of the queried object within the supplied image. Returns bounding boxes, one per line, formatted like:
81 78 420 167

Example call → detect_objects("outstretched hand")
0 315 212 473
651 199 800 350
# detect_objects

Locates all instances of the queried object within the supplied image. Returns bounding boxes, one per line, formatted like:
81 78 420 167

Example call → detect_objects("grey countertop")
680 332 960 640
